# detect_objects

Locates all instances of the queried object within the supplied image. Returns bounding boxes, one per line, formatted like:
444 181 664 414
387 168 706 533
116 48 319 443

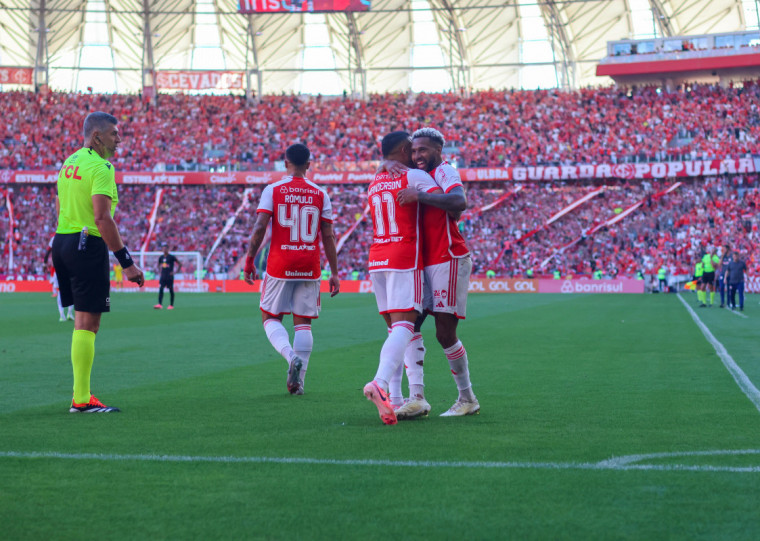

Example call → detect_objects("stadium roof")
0 0 751 95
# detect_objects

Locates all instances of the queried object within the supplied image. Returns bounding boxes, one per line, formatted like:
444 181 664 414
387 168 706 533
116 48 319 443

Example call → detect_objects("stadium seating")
2 83 758 278
3 176 758 279
0 82 757 171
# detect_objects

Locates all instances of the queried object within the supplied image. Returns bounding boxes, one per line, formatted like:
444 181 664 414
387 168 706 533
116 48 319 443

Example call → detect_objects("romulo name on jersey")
284 194 314 204
368 179 402 196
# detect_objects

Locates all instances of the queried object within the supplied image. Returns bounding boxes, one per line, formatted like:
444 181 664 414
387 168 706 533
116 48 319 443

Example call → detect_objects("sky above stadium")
1 0 757 94
73 0 666 93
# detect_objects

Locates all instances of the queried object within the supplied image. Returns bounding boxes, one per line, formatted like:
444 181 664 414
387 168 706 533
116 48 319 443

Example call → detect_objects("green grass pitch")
2 291 760 539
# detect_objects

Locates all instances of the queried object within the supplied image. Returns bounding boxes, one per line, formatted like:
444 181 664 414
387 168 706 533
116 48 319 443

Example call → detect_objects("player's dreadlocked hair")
381 131 411 158
412 127 445 148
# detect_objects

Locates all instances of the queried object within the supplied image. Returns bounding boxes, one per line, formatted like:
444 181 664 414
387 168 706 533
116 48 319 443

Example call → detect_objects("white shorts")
423 255 472 319
259 274 321 319
370 269 423 315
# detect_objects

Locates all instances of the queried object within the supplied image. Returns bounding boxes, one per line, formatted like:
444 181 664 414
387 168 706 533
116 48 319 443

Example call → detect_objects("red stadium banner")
17 278 760 294
239 0 370 13
0 67 33 86
0 279 375 294
0 159 755 185
155 71 244 90
597 52 760 77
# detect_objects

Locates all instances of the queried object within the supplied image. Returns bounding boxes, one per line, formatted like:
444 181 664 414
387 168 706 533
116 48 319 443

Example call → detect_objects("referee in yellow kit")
52 111 144 413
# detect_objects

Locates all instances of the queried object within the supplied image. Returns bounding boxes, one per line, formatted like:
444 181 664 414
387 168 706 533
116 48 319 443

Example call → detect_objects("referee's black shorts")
701 271 715 284
52 233 110 313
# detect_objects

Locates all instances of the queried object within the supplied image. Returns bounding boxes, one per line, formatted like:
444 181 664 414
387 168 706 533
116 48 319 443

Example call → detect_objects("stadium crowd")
3 175 758 282
0 82 758 171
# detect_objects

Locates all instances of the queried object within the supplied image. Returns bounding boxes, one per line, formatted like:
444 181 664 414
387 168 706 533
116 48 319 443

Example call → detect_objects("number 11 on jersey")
370 192 399 237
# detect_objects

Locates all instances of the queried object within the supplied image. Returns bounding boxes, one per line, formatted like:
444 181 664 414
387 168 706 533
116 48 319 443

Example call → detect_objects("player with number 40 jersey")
244 143 340 397
257 176 332 280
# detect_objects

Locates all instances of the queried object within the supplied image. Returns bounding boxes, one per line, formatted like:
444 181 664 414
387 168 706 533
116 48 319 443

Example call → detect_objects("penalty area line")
677 293 760 414
1 450 760 473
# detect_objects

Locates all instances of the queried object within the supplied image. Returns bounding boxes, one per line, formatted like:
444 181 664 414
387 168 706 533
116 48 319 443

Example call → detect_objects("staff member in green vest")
693 259 705 306
657 264 668 292
486 269 496 278
52 111 144 413
701 247 721 307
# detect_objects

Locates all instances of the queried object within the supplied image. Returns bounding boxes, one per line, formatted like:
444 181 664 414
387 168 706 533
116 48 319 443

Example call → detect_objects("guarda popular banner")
0 158 755 185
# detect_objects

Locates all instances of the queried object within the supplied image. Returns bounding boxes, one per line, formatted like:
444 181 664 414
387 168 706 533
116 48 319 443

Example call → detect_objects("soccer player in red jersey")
395 128 479 417
243 143 340 395
363 131 440 425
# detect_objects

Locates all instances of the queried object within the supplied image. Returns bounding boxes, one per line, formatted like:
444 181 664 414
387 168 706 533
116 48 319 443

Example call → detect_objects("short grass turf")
1 292 760 540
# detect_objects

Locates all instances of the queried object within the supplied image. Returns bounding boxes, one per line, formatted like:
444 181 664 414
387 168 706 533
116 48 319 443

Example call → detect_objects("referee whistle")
78 227 88 251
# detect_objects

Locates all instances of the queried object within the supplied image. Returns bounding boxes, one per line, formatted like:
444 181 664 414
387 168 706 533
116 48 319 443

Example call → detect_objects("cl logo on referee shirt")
63 166 83 180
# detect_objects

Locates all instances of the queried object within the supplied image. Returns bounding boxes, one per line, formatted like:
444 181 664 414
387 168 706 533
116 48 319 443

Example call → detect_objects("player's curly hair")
412 127 445 148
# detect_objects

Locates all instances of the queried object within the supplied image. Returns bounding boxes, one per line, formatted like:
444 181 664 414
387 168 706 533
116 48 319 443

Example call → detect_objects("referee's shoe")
70 395 120 413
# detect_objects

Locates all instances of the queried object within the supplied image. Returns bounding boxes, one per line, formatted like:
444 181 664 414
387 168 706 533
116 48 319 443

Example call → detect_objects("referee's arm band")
114 247 134 269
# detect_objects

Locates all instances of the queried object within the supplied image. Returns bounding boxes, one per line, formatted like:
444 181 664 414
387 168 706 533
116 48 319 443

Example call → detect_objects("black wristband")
114 246 134 269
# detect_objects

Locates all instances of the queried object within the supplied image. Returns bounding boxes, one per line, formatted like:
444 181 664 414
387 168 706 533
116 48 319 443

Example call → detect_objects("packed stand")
3 177 760 282
1 82 759 172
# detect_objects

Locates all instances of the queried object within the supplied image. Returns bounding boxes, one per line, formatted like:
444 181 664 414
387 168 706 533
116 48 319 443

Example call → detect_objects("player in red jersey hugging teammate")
243 143 340 395
392 128 479 418
362 131 441 425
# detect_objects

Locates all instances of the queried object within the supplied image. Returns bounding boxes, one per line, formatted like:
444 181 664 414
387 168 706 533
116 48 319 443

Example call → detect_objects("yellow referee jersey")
56 147 118 237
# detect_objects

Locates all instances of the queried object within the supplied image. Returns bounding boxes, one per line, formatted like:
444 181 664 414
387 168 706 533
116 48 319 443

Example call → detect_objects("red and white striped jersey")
257 176 332 280
421 162 470 266
368 169 438 272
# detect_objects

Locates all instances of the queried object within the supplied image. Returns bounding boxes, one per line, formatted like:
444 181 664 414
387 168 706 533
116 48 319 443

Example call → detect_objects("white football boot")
440 398 480 417
395 398 432 420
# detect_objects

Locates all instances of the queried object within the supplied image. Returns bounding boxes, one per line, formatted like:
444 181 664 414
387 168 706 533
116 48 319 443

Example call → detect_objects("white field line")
725 307 749 319
677 293 760 413
1 450 760 473
597 448 760 467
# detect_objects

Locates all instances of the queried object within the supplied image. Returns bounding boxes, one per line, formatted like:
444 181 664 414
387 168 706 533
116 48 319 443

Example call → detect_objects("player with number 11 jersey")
367 168 438 273
363 131 439 425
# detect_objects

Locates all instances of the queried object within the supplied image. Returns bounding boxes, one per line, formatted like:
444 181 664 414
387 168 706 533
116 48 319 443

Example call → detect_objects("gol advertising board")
468 278 538 293
1 278 646 294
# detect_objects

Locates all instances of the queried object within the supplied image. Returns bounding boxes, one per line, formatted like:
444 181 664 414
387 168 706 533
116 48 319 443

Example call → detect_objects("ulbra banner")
539 279 645 294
